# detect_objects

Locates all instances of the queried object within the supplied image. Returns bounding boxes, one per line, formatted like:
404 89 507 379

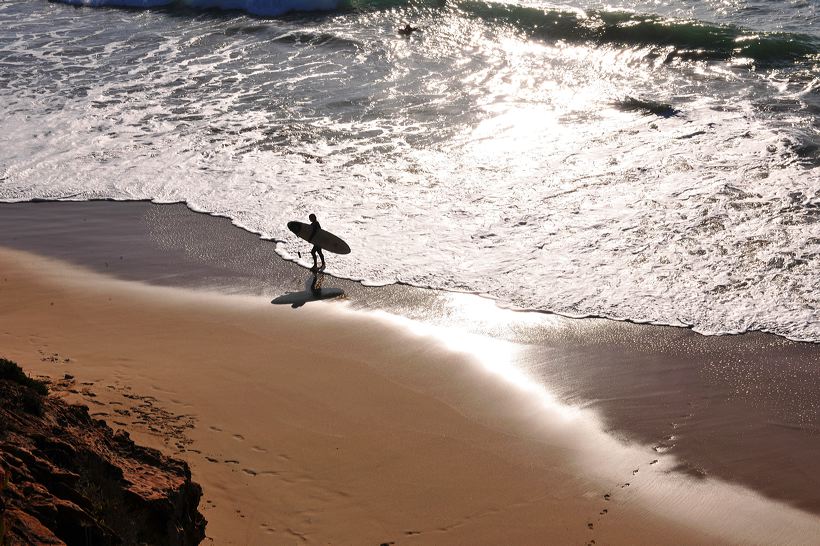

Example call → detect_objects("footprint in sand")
251 446 267 453
232 434 244 441
205 456 219 463
650 459 658 465
599 509 608 515
209 425 223 432
587 522 594 529
603 493 611 501
632 468 639 475
224 459 240 465
242 468 257 476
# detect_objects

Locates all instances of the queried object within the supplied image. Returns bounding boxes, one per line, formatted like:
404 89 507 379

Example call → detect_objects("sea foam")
2 0 819 341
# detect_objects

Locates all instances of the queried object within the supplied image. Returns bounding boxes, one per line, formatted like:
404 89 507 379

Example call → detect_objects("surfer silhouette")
398 23 419 36
287 214 349 271
308 213 325 271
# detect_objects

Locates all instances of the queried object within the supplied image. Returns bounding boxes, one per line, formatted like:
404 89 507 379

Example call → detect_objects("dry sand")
4 201 820 521
2 247 820 545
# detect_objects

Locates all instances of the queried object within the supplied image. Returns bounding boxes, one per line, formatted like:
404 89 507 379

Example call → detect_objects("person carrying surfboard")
286 215 350 270
307 213 325 271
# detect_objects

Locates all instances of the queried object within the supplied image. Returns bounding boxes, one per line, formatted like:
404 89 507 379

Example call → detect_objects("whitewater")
1 0 819 340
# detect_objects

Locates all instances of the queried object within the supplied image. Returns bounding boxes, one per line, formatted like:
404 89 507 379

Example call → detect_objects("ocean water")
0 0 818 340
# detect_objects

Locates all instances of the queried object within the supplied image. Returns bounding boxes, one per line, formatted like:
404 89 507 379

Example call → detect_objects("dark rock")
0 370 206 545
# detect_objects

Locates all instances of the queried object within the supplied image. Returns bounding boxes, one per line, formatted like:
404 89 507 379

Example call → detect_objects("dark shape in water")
614 96 680 118
398 23 420 36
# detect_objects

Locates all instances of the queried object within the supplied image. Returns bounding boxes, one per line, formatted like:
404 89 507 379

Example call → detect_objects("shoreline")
8 198 815 343
2 201 820 543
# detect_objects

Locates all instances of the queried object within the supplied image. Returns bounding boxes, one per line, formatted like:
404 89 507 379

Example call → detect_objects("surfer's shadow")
270 271 345 308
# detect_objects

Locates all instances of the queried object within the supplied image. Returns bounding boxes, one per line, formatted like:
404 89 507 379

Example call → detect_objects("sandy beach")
4 0 820 540
2 202 820 545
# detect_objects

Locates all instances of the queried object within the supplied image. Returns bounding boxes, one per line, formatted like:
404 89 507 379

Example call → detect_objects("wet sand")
2 201 820 544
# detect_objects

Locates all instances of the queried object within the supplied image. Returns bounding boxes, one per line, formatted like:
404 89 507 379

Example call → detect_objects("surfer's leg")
311 246 319 270
317 248 325 270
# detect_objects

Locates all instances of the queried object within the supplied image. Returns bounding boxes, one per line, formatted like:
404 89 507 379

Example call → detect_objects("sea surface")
1 0 818 340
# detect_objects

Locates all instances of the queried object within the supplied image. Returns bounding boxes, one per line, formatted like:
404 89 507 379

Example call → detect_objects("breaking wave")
53 0 820 64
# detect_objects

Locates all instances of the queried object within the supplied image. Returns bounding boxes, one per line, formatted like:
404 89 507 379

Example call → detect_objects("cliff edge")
0 358 206 545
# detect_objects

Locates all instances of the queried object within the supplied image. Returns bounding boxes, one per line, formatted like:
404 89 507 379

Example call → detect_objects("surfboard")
287 221 351 255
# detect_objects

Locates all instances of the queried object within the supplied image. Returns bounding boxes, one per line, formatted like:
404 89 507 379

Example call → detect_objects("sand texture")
1 202 820 544
0 247 717 545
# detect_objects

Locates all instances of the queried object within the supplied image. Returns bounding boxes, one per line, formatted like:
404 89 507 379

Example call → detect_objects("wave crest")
456 1 820 64
52 0 820 65
55 0 340 16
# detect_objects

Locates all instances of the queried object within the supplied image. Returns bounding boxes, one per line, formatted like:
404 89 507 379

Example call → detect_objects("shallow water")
1 0 819 339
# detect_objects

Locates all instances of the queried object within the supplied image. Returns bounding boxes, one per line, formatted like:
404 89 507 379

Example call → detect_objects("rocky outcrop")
0 361 206 545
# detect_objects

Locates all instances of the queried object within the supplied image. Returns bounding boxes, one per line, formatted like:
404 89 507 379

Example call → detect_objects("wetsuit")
309 219 325 270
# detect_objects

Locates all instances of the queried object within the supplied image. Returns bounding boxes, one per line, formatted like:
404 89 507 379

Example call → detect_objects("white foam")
1 0 819 341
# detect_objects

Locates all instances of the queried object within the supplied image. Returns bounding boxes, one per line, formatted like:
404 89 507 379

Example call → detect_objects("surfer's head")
309 213 317 222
